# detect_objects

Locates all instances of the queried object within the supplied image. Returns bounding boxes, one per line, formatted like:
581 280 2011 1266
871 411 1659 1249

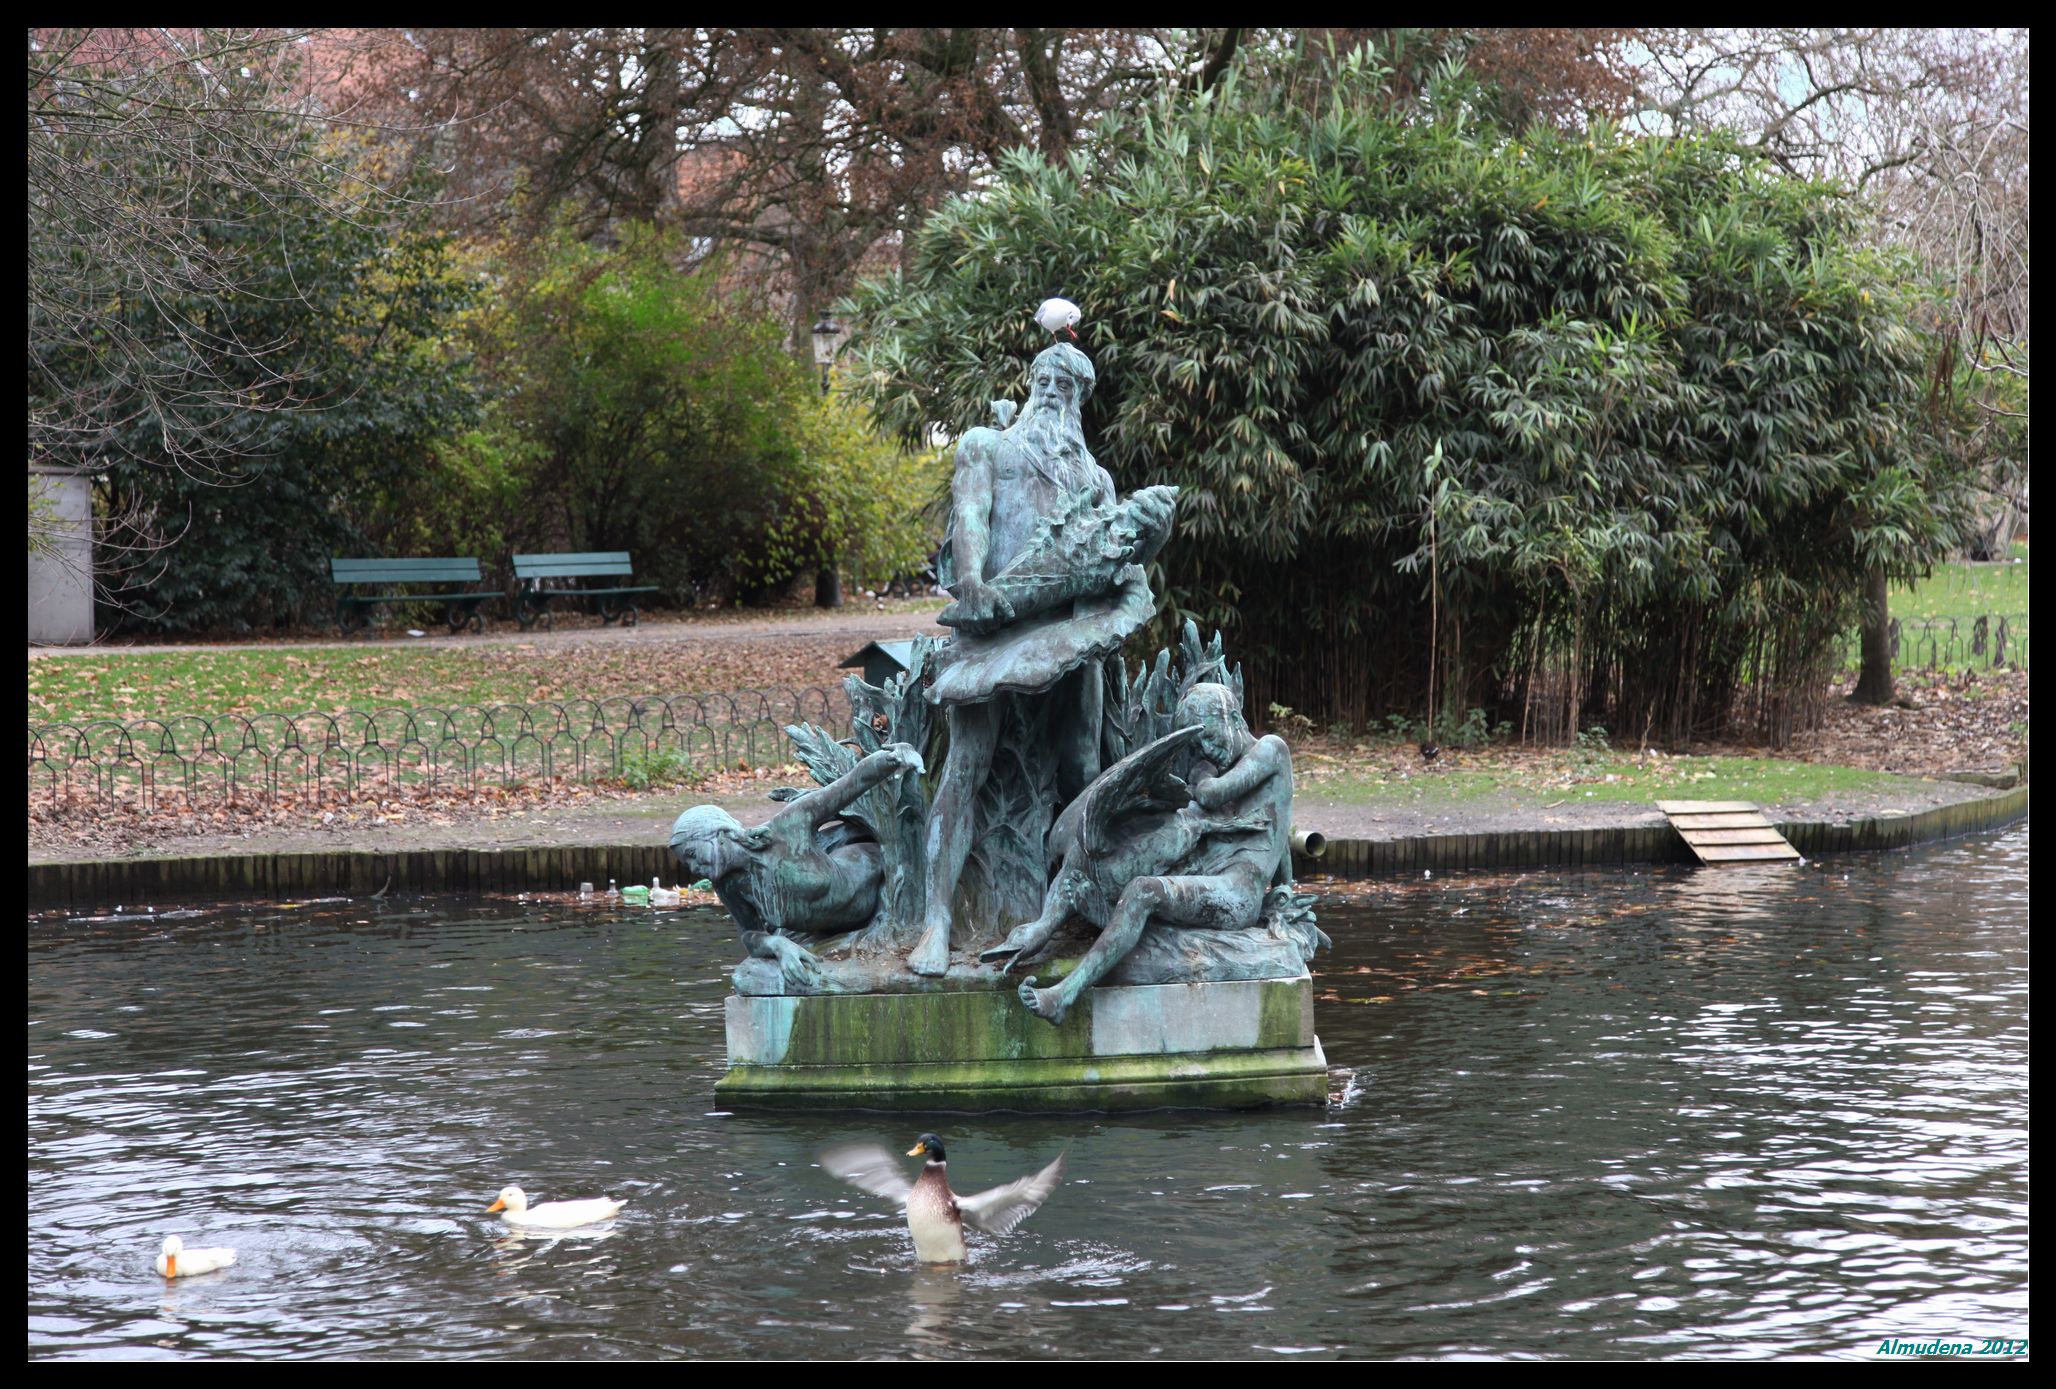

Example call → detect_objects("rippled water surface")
28 827 2028 1359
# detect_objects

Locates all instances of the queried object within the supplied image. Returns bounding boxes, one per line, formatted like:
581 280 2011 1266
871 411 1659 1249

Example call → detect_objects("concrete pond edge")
26 782 2028 911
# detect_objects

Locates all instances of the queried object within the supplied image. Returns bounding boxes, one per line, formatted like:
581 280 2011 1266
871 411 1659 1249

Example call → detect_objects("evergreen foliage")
845 54 1977 744
468 230 945 605
75 137 481 633
468 229 808 603
787 384 949 599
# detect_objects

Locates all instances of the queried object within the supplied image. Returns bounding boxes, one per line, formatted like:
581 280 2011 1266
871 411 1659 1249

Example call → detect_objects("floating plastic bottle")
621 885 650 906
578 882 594 900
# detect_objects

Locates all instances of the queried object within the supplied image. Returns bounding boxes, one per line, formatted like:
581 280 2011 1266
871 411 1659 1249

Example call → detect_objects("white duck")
486 1184 624 1229
157 1234 236 1278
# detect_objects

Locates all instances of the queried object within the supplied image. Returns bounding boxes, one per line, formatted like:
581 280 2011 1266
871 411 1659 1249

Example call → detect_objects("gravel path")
27 777 2019 866
26 603 947 660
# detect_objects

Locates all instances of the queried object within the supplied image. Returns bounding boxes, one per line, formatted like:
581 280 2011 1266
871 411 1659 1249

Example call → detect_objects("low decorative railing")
1883 614 2030 672
27 686 849 816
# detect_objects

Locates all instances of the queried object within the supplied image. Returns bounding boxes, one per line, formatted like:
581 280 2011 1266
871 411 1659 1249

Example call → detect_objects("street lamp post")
810 315 839 396
810 314 842 607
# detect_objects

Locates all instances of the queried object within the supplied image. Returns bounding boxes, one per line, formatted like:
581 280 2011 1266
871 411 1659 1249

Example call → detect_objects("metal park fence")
1872 614 2030 673
27 687 849 817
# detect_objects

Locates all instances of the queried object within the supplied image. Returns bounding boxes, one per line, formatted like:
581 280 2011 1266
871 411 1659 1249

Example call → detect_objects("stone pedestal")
716 973 1327 1112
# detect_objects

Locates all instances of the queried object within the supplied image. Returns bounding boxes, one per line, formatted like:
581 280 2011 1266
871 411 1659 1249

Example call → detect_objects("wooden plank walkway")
1657 800 1802 865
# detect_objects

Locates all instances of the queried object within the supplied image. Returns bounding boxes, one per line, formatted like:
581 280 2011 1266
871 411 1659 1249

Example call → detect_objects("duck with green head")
821 1133 1067 1264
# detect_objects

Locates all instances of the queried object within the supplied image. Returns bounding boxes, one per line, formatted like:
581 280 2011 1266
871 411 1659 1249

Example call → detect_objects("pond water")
28 827 2029 1360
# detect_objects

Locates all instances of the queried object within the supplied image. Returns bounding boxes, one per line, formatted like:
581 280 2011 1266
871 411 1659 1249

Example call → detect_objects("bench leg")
445 600 485 634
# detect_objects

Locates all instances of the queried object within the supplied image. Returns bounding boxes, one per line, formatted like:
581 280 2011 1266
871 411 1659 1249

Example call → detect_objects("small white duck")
486 1184 624 1229
157 1234 236 1279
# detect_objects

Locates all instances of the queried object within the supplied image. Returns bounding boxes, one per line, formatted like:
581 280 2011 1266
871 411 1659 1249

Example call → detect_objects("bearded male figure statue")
908 341 1177 975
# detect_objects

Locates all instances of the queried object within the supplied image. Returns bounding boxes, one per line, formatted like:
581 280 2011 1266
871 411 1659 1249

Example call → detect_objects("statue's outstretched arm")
794 744 923 827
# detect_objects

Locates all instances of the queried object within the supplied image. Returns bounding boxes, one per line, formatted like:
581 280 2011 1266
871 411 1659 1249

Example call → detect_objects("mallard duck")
821 1133 1067 1264
156 1235 235 1278
486 1185 624 1229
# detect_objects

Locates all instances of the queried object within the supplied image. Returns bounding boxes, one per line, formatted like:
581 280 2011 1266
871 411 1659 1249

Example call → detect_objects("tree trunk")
1850 565 1895 705
815 555 842 609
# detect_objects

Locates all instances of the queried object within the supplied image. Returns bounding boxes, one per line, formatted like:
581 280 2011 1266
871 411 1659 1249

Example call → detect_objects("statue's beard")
1010 395 1086 461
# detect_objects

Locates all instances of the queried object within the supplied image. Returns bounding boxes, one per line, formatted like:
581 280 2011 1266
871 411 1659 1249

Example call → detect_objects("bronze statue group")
671 330 1324 1021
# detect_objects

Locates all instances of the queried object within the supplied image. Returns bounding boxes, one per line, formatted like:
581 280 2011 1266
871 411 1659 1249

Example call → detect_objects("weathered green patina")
672 320 1331 1109
716 974 1326 1111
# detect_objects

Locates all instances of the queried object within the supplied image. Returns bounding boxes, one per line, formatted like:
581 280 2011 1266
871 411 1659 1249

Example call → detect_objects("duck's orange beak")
486 1198 507 1212
165 1253 176 1277
907 1141 927 1157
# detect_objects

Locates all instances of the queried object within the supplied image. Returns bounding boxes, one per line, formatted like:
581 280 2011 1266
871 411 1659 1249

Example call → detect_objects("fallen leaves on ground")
28 600 941 725
1291 667 2028 794
1767 668 2030 776
28 762 808 856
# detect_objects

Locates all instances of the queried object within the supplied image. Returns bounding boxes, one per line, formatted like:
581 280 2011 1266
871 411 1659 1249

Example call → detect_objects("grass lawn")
1299 746 1931 807
26 635 862 726
1891 545 2030 622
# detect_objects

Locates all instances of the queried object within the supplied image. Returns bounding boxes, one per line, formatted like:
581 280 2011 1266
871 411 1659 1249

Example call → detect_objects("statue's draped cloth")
929 565 1154 706
928 484 1176 707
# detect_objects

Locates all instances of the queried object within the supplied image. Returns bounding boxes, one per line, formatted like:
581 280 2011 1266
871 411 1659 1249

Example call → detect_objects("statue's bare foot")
1017 977 1071 1026
907 921 951 977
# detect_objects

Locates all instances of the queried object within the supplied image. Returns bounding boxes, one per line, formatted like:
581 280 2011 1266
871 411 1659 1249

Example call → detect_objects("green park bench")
329 557 496 634
512 552 661 630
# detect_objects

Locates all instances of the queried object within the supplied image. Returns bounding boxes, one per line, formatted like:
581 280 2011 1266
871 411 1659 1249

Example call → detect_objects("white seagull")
1034 297 1082 340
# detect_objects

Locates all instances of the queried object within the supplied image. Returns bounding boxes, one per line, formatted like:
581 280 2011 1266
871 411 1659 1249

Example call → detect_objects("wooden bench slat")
513 551 633 564
513 552 636 578
332 557 483 583
517 564 637 578
338 589 498 602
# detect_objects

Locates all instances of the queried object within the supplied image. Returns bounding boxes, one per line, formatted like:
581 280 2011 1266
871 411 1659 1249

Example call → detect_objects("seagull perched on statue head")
1034 297 1082 341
